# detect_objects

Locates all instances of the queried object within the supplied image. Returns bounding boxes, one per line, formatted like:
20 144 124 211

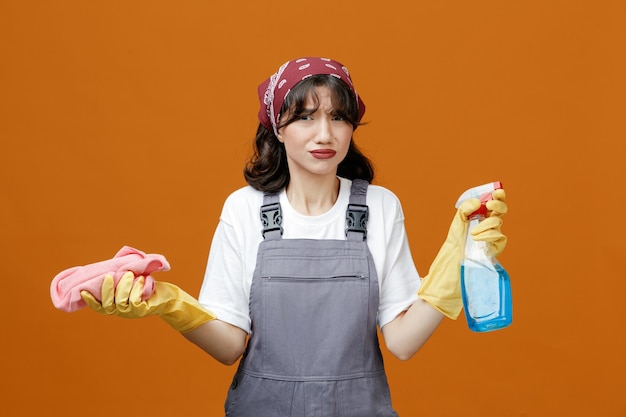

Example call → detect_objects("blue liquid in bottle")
460 214 512 332
461 260 512 332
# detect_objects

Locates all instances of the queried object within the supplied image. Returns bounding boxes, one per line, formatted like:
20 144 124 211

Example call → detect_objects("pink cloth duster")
50 246 170 312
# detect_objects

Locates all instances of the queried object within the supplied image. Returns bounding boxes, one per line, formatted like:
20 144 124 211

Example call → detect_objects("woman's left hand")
470 189 508 256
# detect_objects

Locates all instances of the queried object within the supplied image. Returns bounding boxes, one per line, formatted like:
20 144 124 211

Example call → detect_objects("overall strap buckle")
346 203 368 239
261 202 283 239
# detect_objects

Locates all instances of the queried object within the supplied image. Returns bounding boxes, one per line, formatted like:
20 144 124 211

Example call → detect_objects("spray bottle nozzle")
455 181 503 218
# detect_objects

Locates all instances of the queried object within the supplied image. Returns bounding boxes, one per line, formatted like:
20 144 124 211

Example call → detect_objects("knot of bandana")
257 57 366 136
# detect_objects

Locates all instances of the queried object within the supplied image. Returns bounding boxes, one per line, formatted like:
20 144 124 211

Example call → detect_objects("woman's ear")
276 132 283 143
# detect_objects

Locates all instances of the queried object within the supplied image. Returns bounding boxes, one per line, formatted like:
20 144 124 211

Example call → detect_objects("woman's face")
277 86 354 181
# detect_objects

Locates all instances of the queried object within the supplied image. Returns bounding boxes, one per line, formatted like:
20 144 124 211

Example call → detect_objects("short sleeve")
368 187 421 329
198 206 253 334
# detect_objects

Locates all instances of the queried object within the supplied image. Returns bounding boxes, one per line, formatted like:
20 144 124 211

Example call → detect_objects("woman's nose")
314 117 333 143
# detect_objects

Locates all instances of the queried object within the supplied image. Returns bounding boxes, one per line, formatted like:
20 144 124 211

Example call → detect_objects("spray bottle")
455 181 512 332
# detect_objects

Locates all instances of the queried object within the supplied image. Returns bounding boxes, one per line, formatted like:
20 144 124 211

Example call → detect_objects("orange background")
2 1 625 416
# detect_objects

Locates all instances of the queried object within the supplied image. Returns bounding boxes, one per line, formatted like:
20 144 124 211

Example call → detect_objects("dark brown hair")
244 75 374 193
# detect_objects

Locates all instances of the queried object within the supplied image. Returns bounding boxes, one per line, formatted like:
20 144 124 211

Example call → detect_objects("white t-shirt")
198 177 421 334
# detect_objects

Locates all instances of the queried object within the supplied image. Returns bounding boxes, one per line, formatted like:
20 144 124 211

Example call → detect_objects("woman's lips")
310 149 337 159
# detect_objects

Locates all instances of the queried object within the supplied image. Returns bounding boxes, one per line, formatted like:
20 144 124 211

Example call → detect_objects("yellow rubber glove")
470 189 507 256
418 189 508 319
81 271 216 333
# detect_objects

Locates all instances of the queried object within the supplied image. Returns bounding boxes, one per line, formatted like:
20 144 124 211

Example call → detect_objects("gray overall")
225 180 398 417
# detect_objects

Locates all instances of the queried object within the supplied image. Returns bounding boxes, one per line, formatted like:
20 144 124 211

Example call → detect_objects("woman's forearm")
182 319 248 365
381 298 444 361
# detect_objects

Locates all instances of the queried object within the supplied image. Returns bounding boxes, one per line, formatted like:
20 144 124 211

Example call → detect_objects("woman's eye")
332 114 348 122
299 115 313 121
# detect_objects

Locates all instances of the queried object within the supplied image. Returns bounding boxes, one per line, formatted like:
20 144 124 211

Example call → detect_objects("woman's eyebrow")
297 107 317 114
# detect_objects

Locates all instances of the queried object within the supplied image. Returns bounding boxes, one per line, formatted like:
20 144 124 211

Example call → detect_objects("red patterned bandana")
257 57 366 135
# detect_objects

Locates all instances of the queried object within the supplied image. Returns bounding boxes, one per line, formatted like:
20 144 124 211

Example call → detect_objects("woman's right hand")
80 271 150 318
81 271 217 333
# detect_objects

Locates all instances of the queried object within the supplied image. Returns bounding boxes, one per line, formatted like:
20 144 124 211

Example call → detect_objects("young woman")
81 57 508 416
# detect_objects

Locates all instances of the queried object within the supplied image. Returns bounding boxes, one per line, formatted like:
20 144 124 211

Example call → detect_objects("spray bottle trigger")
456 181 504 219
470 184 502 218
469 192 492 218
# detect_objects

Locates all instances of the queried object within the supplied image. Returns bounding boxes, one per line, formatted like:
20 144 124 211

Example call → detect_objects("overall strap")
346 179 369 241
260 193 283 240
